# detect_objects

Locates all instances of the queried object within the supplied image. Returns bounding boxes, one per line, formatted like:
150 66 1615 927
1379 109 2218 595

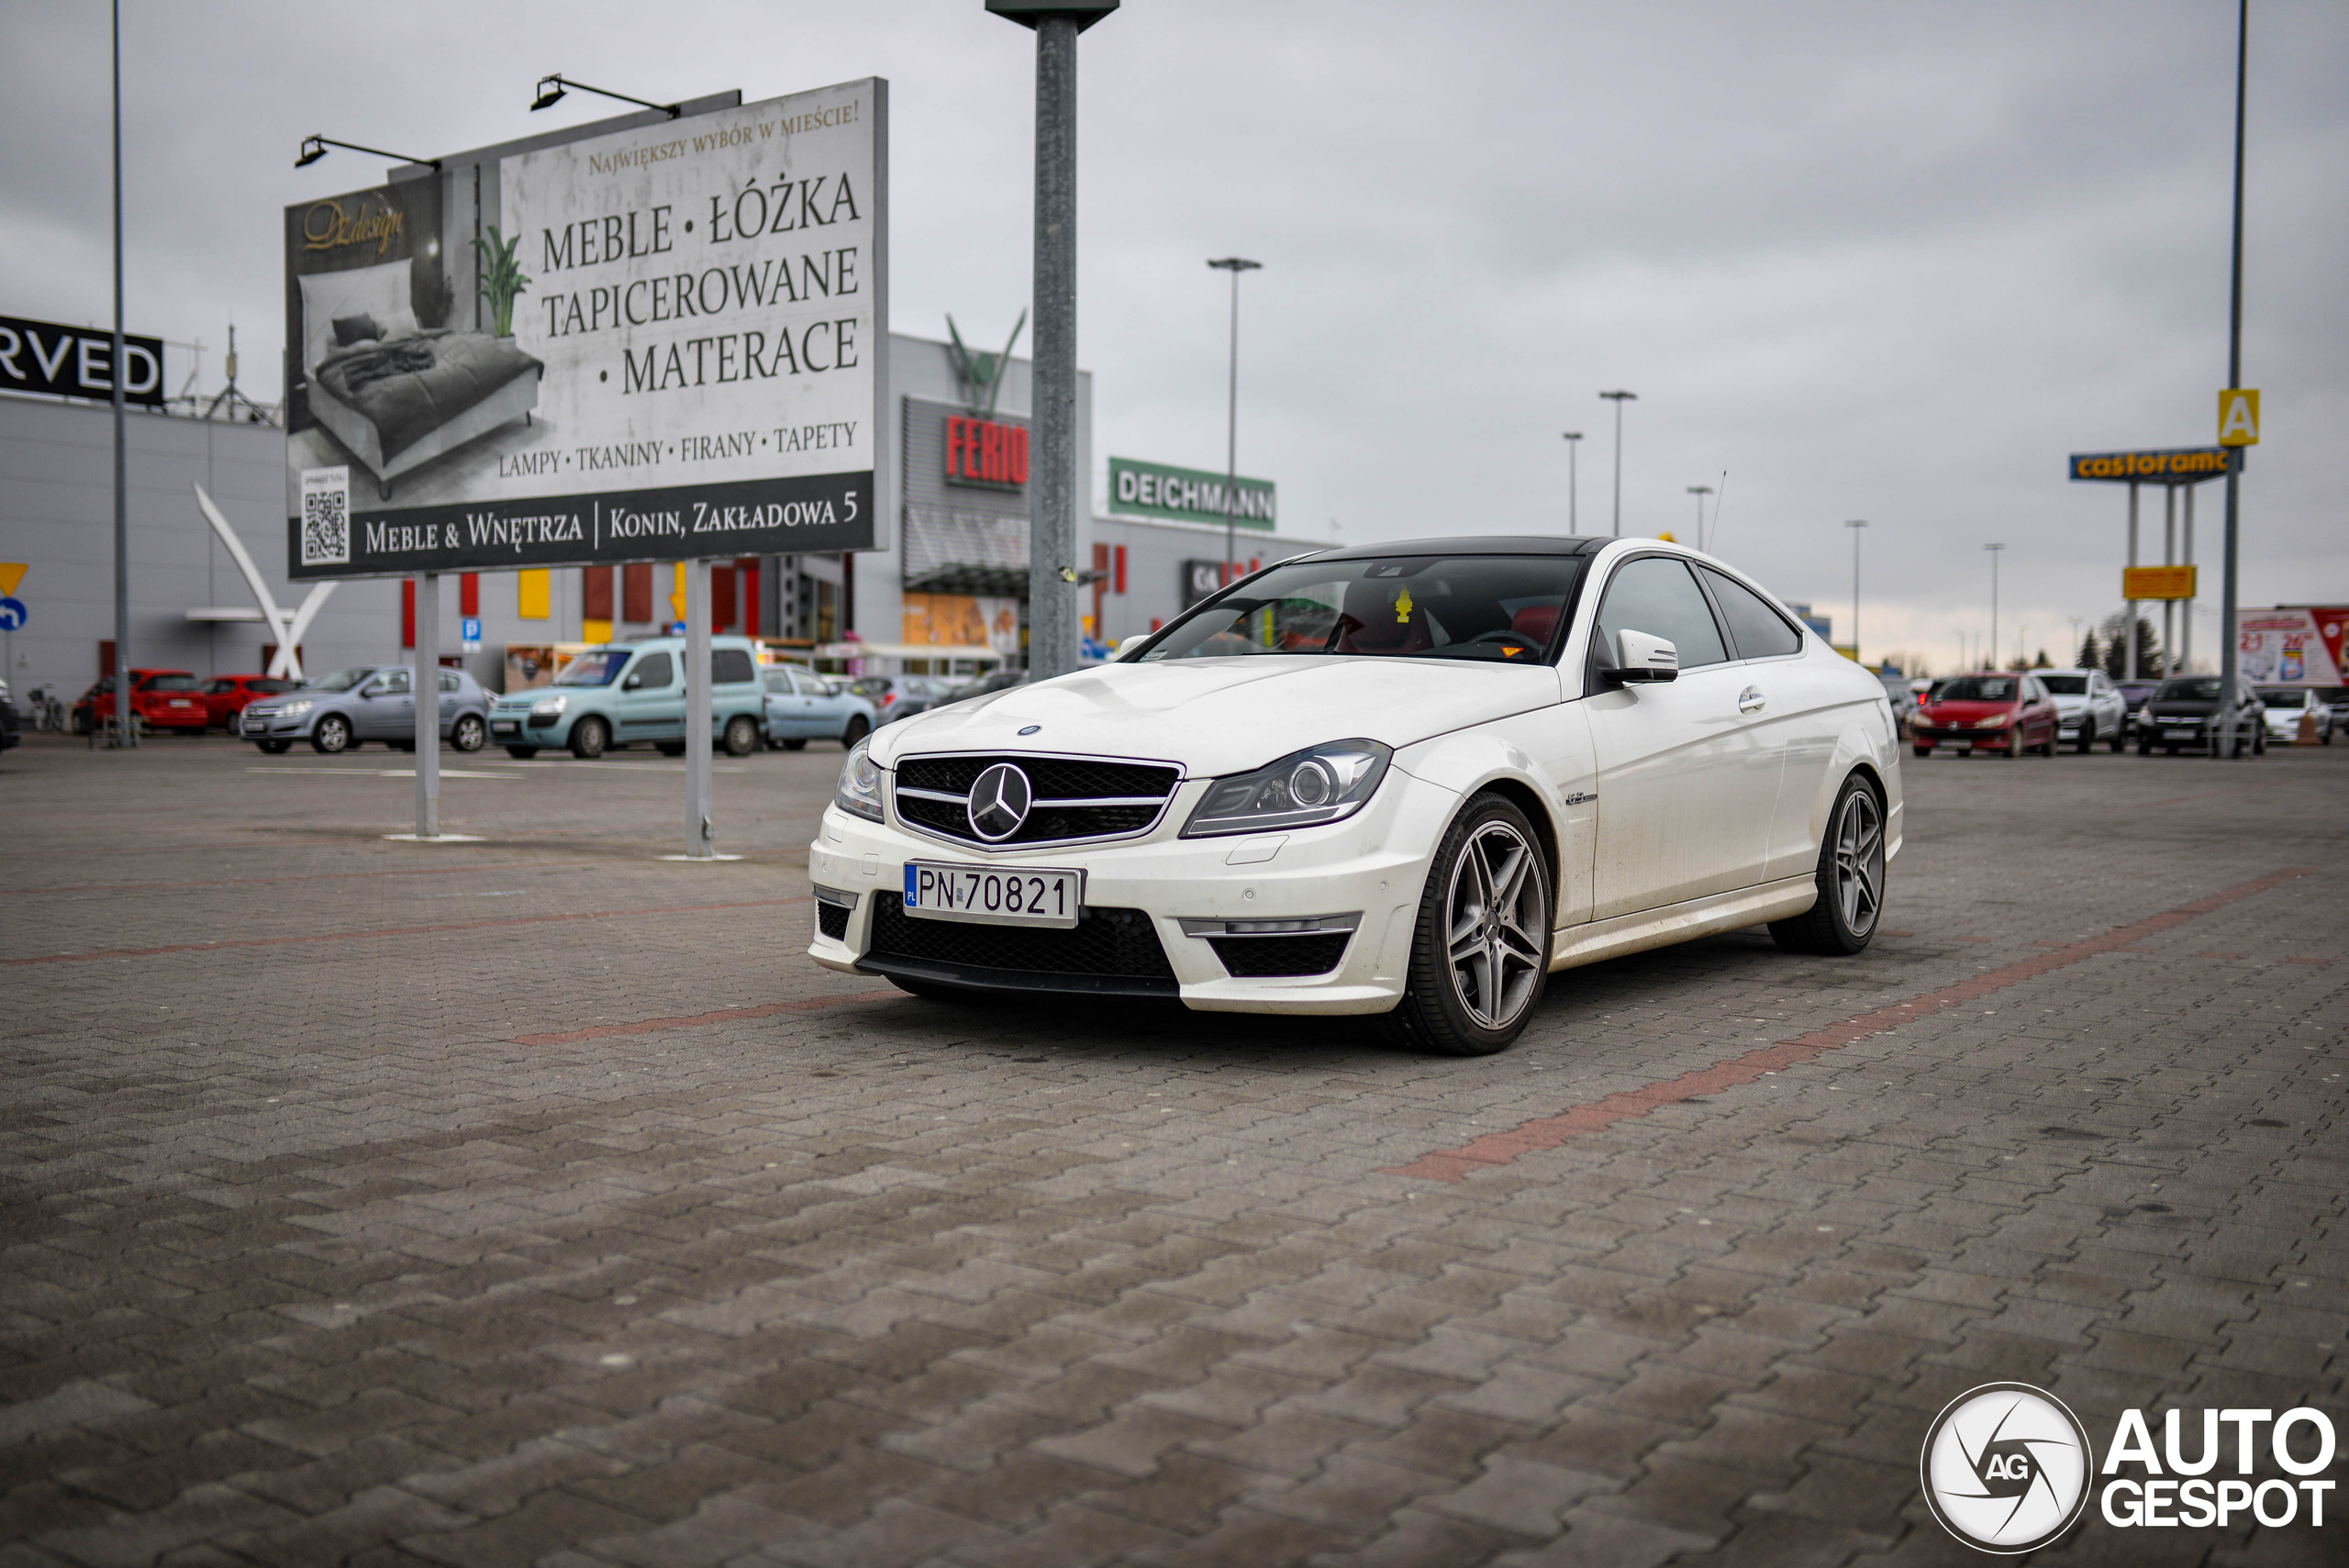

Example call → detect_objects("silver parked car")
239 664 492 755
2037 667 2129 752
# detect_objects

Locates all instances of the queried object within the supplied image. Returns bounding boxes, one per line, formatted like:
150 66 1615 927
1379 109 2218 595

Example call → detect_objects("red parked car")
1909 672 2062 758
71 669 212 735
200 674 302 729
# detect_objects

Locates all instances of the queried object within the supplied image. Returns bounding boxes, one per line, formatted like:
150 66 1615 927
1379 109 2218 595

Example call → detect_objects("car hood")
867 657 1562 777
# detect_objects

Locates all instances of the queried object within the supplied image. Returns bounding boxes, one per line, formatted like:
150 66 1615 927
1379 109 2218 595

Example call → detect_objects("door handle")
1737 686 1765 715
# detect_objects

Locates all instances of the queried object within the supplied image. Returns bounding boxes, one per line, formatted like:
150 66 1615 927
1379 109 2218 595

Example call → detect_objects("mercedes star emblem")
967 762 1034 841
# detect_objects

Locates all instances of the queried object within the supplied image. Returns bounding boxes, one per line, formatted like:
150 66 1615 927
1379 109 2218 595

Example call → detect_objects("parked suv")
489 636 766 759
2036 668 2128 752
239 665 492 754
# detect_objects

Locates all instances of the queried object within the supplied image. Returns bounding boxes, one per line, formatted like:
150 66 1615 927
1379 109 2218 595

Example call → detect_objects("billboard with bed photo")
284 78 884 582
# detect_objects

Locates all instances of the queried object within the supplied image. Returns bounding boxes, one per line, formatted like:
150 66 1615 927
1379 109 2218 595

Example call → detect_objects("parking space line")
2 896 811 967
512 990 897 1046
1381 866 2316 1184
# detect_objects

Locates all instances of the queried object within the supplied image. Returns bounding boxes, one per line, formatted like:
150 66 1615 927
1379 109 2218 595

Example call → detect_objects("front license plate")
492 720 519 736
903 862 1083 928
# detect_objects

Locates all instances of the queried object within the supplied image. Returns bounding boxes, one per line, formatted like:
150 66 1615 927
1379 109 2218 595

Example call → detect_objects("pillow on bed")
298 259 412 373
332 314 382 347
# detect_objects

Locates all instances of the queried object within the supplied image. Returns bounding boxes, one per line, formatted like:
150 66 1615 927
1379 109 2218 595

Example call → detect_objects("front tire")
451 714 486 752
1379 794 1552 1057
841 716 871 748
311 713 352 754
2075 722 2094 754
504 746 540 759
722 715 760 757
2110 727 2127 752
1769 773 1886 957
570 716 610 760
1912 744 1931 759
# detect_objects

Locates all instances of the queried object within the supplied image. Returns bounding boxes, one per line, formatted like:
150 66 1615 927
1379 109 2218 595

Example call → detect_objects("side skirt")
1549 875 1818 973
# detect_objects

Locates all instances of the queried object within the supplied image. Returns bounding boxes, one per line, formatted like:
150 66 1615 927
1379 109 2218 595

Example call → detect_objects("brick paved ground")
2 731 2342 1566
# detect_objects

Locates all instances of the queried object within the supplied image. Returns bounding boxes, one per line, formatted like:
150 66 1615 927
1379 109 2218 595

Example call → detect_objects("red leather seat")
1333 580 1432 654
1510 605 1561 647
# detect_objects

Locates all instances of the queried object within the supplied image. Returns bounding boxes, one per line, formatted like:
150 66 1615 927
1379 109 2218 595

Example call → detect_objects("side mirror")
623 673 642 690
1606 628 1679 684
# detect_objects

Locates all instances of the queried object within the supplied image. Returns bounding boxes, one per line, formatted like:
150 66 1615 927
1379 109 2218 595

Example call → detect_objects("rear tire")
1912 745 1931 758
654 740 687 757
1769 772 1886 957
570 716 610 760
255 740 290 755
1378 794 1552 1057
722 715 759 757
504 746 540 759
782 738 808 751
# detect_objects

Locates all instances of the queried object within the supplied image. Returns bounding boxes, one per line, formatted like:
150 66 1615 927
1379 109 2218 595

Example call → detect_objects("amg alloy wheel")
1769 773 1885 956
1382 794 1551 1056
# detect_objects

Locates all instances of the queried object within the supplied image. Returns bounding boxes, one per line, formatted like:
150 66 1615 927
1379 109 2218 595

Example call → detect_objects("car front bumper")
805 767 1469 1015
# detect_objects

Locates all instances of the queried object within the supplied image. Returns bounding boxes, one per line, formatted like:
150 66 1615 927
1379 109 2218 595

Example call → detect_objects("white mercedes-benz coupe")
808 536 1901 1054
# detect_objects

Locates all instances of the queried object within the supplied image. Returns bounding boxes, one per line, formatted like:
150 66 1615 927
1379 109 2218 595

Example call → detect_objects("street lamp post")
1561 433 1582 531
1687 485 1713 550
1844 520 1868 664
2217 0 2250 761
1208 257 1262 588
1985 543 2005 670
1598 390 1637 537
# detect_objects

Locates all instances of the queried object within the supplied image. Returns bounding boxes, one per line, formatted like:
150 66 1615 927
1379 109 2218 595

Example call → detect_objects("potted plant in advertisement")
472 227 529 341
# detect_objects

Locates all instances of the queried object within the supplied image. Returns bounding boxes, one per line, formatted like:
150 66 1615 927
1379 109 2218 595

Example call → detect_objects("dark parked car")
2114 679 2161 740
1909 673 2062 758
2138 675 2266 756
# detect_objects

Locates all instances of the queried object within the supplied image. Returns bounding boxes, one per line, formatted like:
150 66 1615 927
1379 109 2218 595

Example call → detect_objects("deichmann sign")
1919 1384 2337 1553
0 314 163 408
1109 457 1275 529
2068 448 2229 484
285 79 885 581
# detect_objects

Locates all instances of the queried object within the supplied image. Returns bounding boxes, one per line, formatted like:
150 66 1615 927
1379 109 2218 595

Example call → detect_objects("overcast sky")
5 0 2343 672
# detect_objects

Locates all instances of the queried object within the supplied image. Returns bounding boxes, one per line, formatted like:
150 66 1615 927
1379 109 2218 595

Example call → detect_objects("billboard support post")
2162 484 2177 675
684 559 714 859
2182 484 2195 670
415 573 440 837
2125 481 2139 681
1029 15 1081 680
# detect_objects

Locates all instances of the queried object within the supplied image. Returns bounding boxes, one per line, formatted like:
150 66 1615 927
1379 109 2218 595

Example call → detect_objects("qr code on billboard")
299 467 351 566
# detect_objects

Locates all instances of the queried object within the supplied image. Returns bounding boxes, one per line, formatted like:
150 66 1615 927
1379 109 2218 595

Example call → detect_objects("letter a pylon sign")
2218 387 2261 448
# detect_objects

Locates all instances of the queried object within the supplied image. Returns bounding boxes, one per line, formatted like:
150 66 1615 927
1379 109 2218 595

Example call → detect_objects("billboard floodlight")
294 134 439 171
529 74 680 118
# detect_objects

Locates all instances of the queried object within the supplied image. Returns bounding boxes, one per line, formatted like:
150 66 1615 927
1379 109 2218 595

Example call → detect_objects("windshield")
1932 676 2018 702
302 667 373 694
1140 554 1585 663
2256 689 2306 707
2038 675 2088 695
2157 677 2222 701
554 650 631 686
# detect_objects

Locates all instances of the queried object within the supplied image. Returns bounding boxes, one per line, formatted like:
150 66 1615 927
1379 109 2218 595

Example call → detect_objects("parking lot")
3 732 2343 1566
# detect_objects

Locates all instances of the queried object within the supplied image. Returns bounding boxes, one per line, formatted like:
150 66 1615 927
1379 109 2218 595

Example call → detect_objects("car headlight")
1180 740 1390 838
279 699 313 717
1974 714 2009 728
835 737 885 823
530 694 567 717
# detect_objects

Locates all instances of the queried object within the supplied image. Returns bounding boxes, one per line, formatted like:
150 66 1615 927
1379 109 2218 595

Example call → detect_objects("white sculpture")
193 484 338 680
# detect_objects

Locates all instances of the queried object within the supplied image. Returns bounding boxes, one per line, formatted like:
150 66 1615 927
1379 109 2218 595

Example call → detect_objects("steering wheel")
1466 629 1545 653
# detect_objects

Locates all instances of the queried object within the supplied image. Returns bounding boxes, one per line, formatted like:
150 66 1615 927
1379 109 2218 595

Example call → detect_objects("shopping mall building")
1 324 1329 704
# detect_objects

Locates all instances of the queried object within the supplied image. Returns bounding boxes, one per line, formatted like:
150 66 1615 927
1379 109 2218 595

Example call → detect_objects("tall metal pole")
1208 257 1261 586
1985 544 2005 669
2162 484 2178 675
1562 433 1582 532
2217 0 2249 760
2181 484 2196 671
111 0 131 748
413 574 440 835
2124 481 2140 680
1599 391 1637 537
1026 15 1082 680
684 560 714 857
1844 519 1868 663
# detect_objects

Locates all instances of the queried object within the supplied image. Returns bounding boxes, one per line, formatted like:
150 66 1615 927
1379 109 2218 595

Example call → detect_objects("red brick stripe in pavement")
2 897 811 967
1381 866 2316 1184
513 990 897 1046
16 862 548 896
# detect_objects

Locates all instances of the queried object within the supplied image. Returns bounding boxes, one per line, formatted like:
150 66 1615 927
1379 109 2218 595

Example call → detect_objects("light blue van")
488 636 767 759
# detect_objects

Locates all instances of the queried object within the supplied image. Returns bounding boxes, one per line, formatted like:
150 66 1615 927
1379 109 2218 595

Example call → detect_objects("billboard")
0 314 163 407
2238 607 2348 688
286 79 885 581
2121 565 2196 601
1108 457 1275 529
2068 447 2229 484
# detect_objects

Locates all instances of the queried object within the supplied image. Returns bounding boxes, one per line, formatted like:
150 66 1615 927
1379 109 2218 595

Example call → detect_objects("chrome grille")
892 751 1181 849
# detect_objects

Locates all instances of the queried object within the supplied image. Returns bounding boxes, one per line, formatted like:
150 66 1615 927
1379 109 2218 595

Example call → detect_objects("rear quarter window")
712 649 756 685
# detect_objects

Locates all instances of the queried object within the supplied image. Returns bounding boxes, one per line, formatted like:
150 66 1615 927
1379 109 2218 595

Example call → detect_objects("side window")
630 651 674 688
204 678 234 694
439 671 462 693
373 670 411 695
1594 557 1730 669
1699 569 1802 660
712 648 756 685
